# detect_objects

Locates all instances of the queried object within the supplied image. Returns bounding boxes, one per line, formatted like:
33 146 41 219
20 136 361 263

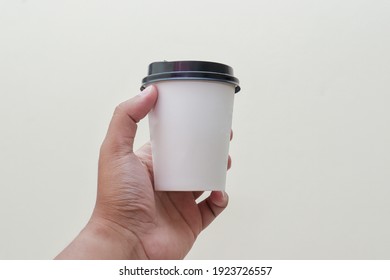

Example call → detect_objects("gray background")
0 0 389 259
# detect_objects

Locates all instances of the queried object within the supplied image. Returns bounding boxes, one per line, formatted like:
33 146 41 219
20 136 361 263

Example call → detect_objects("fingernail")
138 85 153 96
213 191 228 207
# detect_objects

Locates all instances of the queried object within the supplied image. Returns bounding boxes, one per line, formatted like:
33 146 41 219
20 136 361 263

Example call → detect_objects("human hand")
56 85 231 259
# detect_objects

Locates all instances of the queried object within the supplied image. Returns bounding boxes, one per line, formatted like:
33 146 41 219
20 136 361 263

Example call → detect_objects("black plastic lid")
141 60 240 93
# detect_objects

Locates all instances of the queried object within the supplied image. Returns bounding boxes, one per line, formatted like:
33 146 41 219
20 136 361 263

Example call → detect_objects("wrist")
88 216 148 259
55 215 148 260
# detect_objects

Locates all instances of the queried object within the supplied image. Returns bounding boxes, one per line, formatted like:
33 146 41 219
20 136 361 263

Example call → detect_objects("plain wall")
0 0 389 259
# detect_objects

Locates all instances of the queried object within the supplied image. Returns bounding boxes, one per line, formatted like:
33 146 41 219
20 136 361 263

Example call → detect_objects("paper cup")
141 61 240 191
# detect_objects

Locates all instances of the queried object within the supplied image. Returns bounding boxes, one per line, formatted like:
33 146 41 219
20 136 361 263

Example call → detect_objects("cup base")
155 186 225 192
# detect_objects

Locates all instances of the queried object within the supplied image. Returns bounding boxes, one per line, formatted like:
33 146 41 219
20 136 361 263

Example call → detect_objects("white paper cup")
141 61 240 191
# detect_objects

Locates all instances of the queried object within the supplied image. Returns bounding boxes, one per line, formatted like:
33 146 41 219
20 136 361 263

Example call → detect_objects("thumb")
102 85 157 155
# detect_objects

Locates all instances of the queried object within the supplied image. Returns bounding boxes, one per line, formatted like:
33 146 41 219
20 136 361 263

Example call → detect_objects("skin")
55 85 231 260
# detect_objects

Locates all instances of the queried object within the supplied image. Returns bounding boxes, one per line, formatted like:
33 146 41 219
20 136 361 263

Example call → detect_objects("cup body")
149 80 235 191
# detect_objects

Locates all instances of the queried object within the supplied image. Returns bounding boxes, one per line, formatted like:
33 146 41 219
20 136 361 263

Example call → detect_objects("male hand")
56 85 231 259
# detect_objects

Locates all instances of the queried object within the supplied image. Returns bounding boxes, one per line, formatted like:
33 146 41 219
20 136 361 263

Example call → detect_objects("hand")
55 85 231 259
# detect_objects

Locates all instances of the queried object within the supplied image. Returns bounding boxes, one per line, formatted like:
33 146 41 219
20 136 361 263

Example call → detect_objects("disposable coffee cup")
141 60 240 191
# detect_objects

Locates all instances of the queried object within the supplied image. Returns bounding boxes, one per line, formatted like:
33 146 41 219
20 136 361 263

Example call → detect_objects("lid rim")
141 60 241 93
141 77 241 93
